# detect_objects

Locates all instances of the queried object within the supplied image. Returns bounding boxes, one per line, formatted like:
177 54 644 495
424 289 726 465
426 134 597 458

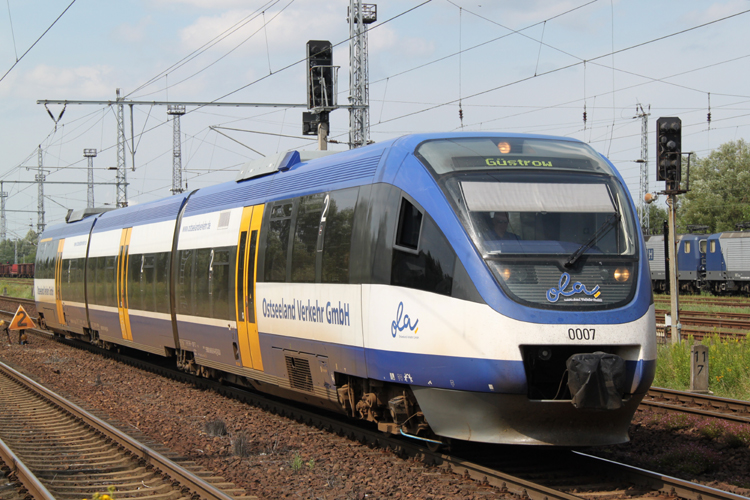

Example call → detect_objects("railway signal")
306 40 334 110
9 305 36 330
656 116 683 344
656 117 682 192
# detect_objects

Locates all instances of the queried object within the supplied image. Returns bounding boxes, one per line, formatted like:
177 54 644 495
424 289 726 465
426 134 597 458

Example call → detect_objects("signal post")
655 117 686 344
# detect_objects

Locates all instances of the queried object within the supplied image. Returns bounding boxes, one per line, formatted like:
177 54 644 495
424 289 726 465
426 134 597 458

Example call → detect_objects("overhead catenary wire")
0 0 77 84
127 0 281 98
373 7 750 130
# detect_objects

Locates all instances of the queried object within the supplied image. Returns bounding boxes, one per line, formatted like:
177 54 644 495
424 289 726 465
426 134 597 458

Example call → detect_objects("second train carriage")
35 132 656 447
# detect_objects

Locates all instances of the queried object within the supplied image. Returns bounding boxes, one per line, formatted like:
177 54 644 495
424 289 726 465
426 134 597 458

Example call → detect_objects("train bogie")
36 132 655 447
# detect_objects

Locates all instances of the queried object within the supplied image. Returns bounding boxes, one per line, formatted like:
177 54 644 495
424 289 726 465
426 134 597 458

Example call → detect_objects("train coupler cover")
566 352 626 410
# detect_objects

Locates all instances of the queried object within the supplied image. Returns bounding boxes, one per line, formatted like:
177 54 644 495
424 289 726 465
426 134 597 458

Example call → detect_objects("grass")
654 335 750 400
0 278 33 299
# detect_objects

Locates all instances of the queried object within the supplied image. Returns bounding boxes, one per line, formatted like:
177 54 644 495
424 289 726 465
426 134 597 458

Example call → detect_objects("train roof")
38 131 607 238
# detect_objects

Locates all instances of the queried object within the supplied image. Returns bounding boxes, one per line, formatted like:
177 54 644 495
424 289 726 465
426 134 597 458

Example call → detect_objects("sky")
1 0 749 242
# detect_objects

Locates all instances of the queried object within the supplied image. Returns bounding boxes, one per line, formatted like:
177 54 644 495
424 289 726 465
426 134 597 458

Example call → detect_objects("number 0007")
568 328 595 340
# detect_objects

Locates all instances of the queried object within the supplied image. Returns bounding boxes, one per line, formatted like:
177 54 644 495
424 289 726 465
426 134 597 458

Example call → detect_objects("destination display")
452 156 593 170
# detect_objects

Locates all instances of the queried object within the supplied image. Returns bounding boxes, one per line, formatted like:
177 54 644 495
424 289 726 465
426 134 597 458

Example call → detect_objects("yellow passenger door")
235 205 264 370
116 227 133 341
54 239 66 325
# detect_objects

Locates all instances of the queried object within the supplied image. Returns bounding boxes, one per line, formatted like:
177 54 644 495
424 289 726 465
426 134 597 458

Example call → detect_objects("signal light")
656 116 682 190
306 40 333 110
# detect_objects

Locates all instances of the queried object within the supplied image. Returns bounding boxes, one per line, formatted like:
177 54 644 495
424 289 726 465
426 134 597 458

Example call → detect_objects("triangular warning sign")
9 305 36 330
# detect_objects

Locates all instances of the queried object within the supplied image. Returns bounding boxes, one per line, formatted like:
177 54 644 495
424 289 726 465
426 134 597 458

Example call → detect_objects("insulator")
707 112 711 123
583 111 587 123
459 108 464 120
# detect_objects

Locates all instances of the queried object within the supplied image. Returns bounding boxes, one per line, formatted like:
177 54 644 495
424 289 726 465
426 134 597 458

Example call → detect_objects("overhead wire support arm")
37 99 365 109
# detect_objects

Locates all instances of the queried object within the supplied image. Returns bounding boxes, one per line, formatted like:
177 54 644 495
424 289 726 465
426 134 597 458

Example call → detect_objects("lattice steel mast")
84 148 97 208
167 105 186 194
36 146 45 233
348 1 376 149
635 104 651 233
116 88 128 208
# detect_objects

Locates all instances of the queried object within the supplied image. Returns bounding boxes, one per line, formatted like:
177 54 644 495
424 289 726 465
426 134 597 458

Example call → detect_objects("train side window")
87 256 97 304
127 254 142 312
264 201 294 282
684 241 691 254
75 258 85 303
699 240 707 254
104 256 117 308
321 188 358 284
392 202 455 296
211 249 233 320
194 248 212 317
142 254 156 312
710 240 716 253
154 252 171 314
395 198 422 251
176 249 195 315
291 193 326 283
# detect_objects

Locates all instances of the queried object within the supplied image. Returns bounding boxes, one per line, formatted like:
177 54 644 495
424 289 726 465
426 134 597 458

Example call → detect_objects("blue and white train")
34 132 656 447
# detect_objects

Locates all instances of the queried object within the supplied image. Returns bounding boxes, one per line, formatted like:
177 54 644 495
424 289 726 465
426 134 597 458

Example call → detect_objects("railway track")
18 332 749 500
0 361 255 500
642 387 750 423
655 296 750 308
654 309 750 340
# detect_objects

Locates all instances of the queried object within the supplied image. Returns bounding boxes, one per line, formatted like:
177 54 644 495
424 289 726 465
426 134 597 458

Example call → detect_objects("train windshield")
416 137 638 309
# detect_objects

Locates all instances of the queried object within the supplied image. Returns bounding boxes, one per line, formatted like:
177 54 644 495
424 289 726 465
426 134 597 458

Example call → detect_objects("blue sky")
1 0 749 238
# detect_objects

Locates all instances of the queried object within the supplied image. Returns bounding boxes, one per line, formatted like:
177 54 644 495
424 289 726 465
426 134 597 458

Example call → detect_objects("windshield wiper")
564 211 620 268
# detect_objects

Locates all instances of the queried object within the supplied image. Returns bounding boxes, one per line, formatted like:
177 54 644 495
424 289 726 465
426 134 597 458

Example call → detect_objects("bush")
653 335 750 399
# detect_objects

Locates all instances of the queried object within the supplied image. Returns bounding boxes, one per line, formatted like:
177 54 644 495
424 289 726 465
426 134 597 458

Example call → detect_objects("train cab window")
699 240 707 254
684 241 691 254
710 240 716 253
291 193 326 282
395 198 422 250
321 188 358 283
392 198 455 296
264 201 294 282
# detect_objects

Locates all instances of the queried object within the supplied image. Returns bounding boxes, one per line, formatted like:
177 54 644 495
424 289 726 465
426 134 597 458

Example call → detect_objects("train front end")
409 135 655 446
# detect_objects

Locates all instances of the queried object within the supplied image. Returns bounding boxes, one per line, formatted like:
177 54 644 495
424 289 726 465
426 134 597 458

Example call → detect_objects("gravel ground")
1 334 750 499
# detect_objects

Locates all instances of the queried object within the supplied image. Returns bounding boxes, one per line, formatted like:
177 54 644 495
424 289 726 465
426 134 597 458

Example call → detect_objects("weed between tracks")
0 279 33 299
654 335 750 399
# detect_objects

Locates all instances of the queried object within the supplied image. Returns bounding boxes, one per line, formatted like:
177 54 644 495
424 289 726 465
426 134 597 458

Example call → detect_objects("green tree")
0 230 38 264
678 139 750 232
645 201 668 235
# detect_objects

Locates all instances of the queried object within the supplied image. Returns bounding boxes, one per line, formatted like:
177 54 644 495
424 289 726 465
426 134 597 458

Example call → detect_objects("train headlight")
497 142 511 154
500 267 511 280
613 268 631 282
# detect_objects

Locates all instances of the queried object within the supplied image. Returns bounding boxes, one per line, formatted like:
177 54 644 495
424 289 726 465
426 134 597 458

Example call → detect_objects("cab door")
54 239 66 326
235 205 264 370
116 227 133 341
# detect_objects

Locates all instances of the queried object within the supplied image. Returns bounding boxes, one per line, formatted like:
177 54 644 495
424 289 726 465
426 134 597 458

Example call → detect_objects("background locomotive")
35 132 656 447
646 230 750 295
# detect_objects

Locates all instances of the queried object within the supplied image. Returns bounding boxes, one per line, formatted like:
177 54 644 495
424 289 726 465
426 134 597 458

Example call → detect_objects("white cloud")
11 64 115 100
681 0 747 24
114 16 154 43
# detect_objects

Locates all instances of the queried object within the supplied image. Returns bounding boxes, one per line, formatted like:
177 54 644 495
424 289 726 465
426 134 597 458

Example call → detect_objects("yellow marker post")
9 305 37 330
